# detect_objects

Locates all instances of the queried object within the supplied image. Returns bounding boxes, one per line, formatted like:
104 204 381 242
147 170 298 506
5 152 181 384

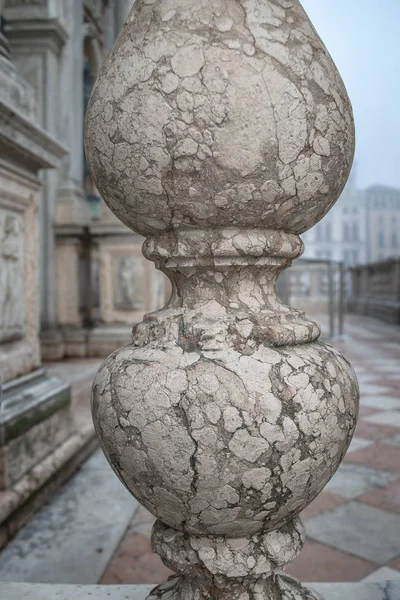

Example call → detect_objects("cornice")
0 99 68 172
5 18 69 54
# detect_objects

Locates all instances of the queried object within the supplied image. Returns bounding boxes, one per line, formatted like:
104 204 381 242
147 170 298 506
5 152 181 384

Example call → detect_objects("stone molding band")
152 517 305 579
143 228 304 268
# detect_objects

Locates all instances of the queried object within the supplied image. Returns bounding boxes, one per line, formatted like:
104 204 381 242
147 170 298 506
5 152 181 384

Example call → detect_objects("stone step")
0 450 137 584
0 581 399 600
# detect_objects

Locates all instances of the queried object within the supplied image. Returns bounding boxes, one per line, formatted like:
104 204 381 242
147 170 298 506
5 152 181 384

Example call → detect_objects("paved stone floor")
0 314 399 586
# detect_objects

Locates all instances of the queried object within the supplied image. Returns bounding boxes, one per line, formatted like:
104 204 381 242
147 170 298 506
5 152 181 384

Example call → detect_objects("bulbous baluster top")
85 0 354 239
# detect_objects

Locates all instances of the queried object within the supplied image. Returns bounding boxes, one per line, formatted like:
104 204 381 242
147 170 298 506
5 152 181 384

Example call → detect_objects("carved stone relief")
113 255 144 311
0 209 25 343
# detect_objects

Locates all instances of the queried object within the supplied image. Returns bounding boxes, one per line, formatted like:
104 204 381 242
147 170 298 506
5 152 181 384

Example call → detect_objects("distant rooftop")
365 184 400 195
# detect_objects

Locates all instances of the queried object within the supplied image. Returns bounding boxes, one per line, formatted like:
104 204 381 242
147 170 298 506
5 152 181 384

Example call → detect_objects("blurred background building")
302 174 400 267
0 0 399 586
1 0 168 362
0 0 172 551
282 172 400 327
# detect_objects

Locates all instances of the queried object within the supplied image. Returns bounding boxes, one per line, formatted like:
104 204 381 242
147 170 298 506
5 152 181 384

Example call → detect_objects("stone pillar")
85 1 359 598
0 12 83 547
115 0 134 32
3 0 71 354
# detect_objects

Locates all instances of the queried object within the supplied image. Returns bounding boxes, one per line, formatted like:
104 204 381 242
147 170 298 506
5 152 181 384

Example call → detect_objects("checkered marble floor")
101 315 400 585
0 315 398 586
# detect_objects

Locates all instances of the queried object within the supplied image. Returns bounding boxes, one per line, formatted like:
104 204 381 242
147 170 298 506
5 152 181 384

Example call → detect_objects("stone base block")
0 405 73 489
87 325 132 357
40 329 66 362
0 425 97 551
0 369 70 450
41 326 133 360
0 369 97 548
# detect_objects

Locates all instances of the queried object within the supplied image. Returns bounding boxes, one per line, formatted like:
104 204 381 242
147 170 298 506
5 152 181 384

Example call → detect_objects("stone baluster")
85 1 359 598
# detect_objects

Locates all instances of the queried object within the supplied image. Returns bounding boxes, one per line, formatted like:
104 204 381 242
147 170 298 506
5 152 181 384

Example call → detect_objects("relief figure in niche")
114 256 144 311
0 213 25 341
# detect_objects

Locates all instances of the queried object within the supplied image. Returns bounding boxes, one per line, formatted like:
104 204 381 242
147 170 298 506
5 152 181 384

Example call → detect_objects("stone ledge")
0 426 97 550
0 370 71 444
0 97 67 172
0 581 399 599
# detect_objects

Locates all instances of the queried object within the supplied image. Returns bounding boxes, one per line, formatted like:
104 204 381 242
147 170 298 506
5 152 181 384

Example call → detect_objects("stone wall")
3 0 168 360
0 12 90 547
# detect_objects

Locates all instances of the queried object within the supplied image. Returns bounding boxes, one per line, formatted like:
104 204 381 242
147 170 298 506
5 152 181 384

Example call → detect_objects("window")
326 222 332 241
392 231 398 249
378 231 385 249
352 222 359 241
317 272 325 295
343 250 352 265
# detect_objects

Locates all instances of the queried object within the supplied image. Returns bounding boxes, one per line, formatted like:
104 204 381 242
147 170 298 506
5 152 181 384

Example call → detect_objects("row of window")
313 250 360 265
369 198 400 210
311 222 398 247
311 222 359 242
378 215 397 226
377 231 399 250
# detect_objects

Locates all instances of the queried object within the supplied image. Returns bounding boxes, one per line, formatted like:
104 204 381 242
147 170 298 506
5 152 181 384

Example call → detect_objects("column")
116 0 135 31
0 1 80 548
3 0 71 348
56 0 88 226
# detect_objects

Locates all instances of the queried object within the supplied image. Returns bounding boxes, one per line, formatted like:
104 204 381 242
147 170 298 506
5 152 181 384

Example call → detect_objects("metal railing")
277 259 346 338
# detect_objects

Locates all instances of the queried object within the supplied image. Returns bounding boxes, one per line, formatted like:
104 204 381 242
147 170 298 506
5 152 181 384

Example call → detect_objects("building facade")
2 0 168 360
302 172 400 267
301 170 368 267
365 185 400 263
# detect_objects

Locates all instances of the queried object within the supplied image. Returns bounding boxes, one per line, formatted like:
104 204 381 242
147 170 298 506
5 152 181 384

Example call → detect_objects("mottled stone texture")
85 0 354 237
85 1 358 599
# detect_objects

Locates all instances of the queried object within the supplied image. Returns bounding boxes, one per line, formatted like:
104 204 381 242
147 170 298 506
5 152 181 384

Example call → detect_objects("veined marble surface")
0 582 399 599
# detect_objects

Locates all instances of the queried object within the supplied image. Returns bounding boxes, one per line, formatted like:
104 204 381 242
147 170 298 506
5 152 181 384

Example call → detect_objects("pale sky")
301 0 400 190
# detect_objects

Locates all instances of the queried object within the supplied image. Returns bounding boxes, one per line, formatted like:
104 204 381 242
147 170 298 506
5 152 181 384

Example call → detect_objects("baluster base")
148 519 321 600
147 573 321 600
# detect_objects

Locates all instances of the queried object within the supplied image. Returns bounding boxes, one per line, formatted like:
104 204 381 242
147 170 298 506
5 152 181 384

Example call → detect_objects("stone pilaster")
85 1 359 598
3 0 72 339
